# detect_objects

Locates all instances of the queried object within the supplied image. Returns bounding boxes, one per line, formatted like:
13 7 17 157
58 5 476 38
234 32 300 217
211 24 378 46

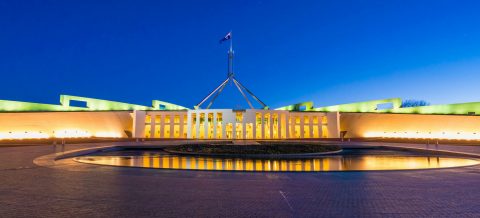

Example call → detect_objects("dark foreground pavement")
1 142 480 217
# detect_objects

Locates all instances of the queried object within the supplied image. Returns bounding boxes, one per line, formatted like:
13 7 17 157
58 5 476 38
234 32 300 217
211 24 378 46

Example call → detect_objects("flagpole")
228 31 234 78
230 31 233 52
195 31 269 109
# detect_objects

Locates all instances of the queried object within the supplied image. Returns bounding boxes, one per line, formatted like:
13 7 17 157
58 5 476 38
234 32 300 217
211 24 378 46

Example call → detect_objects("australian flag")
219 32 232 43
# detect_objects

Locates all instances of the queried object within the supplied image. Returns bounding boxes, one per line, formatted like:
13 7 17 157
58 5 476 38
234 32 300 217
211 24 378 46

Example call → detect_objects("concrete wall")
0 111 133 138
12 110 480 140
340 112 480 139
326 112 340 138
132 110 146 138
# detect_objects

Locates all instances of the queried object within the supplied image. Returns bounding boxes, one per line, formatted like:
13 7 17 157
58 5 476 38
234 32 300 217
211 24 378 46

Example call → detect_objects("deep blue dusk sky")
1 0 480 109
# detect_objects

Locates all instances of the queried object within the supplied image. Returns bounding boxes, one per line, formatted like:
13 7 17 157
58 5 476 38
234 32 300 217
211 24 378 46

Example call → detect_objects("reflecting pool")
73 148 480 172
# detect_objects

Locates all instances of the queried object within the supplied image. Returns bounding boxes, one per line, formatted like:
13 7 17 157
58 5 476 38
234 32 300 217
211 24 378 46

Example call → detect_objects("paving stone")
0 142 479 217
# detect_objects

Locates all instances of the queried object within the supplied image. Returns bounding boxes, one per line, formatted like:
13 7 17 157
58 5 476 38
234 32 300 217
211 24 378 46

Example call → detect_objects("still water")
73 149 480 172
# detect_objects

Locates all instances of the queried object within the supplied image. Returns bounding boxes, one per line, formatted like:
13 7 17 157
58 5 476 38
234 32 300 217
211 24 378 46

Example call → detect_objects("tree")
401 99 430 108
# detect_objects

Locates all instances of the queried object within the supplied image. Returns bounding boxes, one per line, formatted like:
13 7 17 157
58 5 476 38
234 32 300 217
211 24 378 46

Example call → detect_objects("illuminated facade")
1 94 480 140
132 109 339 139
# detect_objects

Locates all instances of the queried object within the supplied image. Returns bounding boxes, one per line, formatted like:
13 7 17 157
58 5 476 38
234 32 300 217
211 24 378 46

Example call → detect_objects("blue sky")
1 0 480 109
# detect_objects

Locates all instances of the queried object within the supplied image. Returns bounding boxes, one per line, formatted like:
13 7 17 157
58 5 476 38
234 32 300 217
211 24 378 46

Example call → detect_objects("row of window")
144 124 187 138
145 114 187 124
190 112 326 125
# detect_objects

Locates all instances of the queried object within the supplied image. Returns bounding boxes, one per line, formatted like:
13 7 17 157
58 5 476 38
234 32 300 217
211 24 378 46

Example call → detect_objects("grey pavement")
1 141 480 217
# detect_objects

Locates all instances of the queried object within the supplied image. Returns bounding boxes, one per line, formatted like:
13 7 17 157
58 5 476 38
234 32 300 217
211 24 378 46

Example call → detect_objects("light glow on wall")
0 131 50 140
0 129 123 140
364 131 480 140
53 129 92 138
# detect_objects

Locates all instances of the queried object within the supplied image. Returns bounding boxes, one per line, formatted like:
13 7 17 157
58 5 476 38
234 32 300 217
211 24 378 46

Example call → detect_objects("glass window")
236 112 243 122
256 113 262 125
174 125 180 138
199 113 205 125
145 124 151 138
304 126 310 138
154 125 161 138
191 113 196 123
145 115 151 124
164 126 170 138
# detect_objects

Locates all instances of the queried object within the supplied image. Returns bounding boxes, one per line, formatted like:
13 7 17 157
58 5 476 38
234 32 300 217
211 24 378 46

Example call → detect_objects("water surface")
74 148 479 172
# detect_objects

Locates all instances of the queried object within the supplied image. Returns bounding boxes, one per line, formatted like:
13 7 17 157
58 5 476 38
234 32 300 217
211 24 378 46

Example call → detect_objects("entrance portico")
132 109 340 139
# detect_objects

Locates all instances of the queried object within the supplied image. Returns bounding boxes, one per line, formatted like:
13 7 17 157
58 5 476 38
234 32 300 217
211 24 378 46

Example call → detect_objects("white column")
203 113 208 139
300 115 305 138
170 117 174 139
180 113 184 138
222 122 226 139
285 112 290 139
150 115 155 138
160 114 165 138
269 113 273 139
213 113 217 139
309 116 313 139
261 112 265 139
195 112 200 139
253 116 257 139
187 112 192 139
278 113 282 139
232 119 237 139
318 115 323 138
242 114 246 139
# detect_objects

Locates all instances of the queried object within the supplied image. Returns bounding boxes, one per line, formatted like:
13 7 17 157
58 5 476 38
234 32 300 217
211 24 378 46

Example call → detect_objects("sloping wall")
0 111 133 139
341 112 480 139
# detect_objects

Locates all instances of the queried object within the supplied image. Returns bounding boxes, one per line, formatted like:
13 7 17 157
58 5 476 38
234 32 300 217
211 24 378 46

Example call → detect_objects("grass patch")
168 142 341 155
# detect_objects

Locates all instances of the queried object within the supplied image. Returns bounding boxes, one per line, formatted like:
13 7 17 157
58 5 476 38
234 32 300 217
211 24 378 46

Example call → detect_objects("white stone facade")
133 109 340 139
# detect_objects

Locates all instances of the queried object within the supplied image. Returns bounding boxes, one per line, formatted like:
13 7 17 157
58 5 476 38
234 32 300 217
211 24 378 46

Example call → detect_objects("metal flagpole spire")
230 30 233 51
228 31 233 78
194 31 269 110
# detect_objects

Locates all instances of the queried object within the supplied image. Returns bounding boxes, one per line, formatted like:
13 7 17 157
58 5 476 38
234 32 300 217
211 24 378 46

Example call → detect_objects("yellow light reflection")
75 155 480 172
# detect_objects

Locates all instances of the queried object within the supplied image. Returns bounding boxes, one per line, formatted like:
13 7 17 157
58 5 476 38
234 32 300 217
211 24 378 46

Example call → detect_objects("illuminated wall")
276 99 402 112
0 99 87 112
277 98 480 116
0 111 132 139
3 94 480 140
313 98 402 113
340 112 480 140
276 98 480 140
0 95 188 112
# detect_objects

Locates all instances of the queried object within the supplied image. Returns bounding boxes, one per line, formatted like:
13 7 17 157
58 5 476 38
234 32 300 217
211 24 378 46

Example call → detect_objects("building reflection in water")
75 154 479 172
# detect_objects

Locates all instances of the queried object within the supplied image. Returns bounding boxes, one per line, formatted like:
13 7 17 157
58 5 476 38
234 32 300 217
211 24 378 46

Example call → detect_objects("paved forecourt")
1 140 480 217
